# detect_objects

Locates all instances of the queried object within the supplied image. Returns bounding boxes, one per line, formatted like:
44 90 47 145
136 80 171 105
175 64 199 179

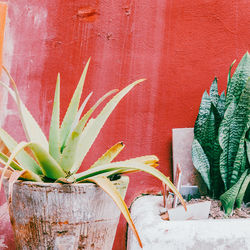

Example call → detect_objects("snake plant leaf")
219 98 237 190
71 79 146 173
49 73 61 163
60 58 90 148
246 138 250 164
192 139 211 190
75 160 186 210
216 91 226 119
226 52 250 107
88 176 143 248
235 171 250 208
204 106 223 197
91 142 125 168
226 59 236 97
0 127 42 175
60 89 117 172
194 91 211 143
220 169 248 215
224 78 250 187
209 78 219 107
1 68 49 149
230 128 249 187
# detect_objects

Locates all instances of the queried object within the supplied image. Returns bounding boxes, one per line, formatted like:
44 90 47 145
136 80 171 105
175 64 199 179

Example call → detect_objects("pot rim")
3 175 127 188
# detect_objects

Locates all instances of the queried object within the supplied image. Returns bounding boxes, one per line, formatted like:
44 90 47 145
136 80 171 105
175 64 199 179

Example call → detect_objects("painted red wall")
1 0 250 249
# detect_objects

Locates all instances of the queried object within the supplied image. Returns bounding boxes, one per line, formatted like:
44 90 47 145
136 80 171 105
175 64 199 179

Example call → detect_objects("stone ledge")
127 195 250 250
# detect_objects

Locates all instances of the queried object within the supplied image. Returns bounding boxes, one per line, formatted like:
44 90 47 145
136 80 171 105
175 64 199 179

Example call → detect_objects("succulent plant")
192 52 250 215
0 59 186 247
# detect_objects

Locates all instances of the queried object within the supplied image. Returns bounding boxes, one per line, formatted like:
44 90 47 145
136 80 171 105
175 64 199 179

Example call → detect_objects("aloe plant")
0 60 186 248
192 52 250 215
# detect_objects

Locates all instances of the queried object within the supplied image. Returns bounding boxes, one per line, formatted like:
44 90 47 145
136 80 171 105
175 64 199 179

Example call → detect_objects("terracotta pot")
4 176 129 250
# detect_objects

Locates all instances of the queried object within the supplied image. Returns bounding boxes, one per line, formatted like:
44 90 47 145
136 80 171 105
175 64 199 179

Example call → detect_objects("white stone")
127 195 250 250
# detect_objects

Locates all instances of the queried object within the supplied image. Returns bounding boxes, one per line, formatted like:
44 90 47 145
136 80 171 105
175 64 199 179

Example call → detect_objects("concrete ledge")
127 195 250 250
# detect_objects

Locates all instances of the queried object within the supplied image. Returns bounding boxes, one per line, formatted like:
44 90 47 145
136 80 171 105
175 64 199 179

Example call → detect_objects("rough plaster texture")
127 196 250 250
1 1 250 249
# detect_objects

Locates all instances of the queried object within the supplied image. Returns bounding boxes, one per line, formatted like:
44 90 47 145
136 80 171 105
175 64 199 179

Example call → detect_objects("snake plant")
192 52 250 215
0 59 186 248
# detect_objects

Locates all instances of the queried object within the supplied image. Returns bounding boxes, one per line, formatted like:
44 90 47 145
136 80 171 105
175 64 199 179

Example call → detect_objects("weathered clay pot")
4 176 129 250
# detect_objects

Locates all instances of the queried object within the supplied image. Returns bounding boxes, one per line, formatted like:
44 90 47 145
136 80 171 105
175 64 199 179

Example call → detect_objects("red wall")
1 0 250 249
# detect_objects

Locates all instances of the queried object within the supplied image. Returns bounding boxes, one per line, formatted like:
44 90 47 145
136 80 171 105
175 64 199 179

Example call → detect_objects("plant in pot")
192 51 250 215
0 59 186 249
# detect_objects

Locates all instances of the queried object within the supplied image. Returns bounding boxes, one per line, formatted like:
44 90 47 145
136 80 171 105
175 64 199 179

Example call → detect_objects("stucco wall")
1 0 250 249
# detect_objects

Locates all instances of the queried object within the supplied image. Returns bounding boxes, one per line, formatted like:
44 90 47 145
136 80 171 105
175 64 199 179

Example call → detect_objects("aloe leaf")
68 91 93 138
0 166 13 179
60 58 90 147
60 90 117 172
0 127 42 175
71 79 145 173
235 171 250 208
219 99 237 190
49 73 61 163
5 169 41 202
220 169 248 215
216 91 226 118
28 143 66 179
1 69 48 149
209 78 219 107
107 155 159 175
192 139 211 190
91 142 125 168
0 151 22 170
194 91 211 142
226 52 250 107
7 170 27 203
2 141 65 180
75 160 186 210
88 176 143 248
0 142 43 189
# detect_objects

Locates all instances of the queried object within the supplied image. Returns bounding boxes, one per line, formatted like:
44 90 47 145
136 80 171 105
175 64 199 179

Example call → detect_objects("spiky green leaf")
88 176 143 248
0 127 42 175
0 80 48 149
235 171 250 208
216 91 226 118
209 78 219 107
220 169 248 215
60 59 90 148
219 99 237 190
60 90 117 172
71 79 145 173
91 142 125 168
49 73 61 163
194 91 211 142
191 139 211 190
230 128 249 187
226 52 250 107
